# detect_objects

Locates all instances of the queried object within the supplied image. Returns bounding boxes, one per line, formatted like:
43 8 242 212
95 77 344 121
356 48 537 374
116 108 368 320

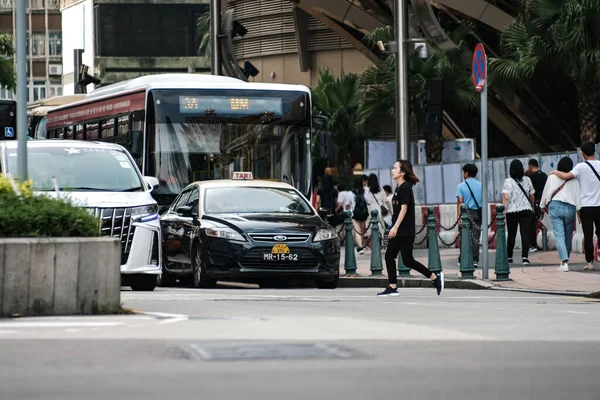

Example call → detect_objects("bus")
0 99 16 140
27 94 86 140
44 73 315 209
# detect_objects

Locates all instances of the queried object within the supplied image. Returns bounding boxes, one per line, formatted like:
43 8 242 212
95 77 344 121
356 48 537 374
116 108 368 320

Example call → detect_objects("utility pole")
394 0 410 160
16 0 27 181
210 0 222 75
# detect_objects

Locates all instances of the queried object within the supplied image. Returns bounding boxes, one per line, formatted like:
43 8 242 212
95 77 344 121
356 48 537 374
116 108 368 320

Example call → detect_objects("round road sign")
472 43 487 92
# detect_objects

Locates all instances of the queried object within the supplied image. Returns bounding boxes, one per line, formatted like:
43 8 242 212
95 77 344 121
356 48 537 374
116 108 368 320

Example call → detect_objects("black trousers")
579 206 600 263
506 210 533 259
385 235 432 285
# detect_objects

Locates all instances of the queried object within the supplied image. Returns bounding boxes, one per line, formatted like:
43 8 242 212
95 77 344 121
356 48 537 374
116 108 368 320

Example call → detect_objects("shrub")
0 175 99 238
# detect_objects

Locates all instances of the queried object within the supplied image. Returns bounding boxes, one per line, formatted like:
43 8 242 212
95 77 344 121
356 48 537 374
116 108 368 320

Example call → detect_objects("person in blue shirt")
456 163 483 268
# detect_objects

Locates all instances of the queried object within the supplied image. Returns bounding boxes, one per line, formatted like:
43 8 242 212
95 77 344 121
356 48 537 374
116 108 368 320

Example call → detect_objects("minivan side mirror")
144 176 159 190
130 130 143 158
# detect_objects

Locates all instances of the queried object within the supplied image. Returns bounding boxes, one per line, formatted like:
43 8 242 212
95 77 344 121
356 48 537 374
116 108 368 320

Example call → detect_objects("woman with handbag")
502 160 536 265
539 157 580 272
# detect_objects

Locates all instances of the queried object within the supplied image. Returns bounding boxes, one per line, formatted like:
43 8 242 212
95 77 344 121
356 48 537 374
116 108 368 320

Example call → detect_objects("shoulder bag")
542 181 566 214
464 181 482 219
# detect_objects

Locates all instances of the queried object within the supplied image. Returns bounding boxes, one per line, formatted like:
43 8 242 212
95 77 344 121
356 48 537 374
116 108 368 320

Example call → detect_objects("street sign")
472 43 487 92
4 127 14 138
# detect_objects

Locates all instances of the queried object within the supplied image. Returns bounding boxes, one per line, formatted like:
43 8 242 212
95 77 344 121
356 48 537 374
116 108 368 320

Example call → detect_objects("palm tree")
196 13 211 57
489 0 600 143
312 68 374 173
0 33 15 90
360 23 478 163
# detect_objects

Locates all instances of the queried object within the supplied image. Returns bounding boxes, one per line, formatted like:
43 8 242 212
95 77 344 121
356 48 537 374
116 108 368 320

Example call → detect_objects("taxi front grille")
248 233 310 243
88 207 135 265
240 248 319 269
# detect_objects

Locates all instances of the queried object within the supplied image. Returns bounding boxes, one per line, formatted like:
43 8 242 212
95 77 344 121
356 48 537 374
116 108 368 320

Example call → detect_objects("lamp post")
16 0 27 181
394 0 410 161
210 0 222 75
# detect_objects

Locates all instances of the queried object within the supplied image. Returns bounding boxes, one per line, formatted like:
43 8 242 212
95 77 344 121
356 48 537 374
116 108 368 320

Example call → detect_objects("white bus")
27 94 86 139
44 74 315 209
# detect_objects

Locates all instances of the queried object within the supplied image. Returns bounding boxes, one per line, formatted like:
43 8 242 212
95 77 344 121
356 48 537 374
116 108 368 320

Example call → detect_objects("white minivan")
0 140 161 291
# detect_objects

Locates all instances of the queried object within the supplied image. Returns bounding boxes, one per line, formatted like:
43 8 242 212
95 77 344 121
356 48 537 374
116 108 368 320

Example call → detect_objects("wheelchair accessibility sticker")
4 127 14 138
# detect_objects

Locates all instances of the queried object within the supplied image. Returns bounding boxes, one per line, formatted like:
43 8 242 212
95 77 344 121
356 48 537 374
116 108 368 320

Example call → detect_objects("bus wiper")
121 186 144 192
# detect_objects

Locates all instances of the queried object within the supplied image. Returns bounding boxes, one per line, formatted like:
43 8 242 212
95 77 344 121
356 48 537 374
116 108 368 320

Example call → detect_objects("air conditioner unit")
48 64 63 76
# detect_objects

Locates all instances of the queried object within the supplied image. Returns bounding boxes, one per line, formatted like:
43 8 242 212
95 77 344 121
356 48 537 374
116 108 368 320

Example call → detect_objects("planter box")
0 238 121 317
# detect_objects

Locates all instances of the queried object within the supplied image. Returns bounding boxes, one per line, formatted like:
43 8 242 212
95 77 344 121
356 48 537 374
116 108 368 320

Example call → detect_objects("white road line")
141 311 189 325
0 330 17 334
0 322 124 328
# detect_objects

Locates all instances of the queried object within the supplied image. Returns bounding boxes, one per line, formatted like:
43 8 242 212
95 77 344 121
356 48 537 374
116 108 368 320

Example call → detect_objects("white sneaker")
584 263 596 271
557 264 569 272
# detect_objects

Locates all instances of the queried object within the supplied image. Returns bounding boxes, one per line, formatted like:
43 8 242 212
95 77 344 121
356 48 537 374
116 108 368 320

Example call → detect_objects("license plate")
263 243 299 261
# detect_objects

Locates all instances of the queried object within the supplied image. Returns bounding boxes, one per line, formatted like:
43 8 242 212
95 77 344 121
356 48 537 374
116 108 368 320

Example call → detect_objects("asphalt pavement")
0 287 599 400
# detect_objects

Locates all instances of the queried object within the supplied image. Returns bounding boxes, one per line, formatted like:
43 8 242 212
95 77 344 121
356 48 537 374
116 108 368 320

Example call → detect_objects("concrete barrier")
0 238 121 317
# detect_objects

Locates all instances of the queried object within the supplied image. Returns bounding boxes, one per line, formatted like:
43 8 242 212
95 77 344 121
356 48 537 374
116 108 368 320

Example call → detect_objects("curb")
338 276 493 290
339 276 599 298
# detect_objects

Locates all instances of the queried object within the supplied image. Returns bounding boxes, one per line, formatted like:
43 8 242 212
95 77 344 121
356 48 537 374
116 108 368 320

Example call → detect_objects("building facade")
60 0 212 95
0 0 63 101
227 0 373 87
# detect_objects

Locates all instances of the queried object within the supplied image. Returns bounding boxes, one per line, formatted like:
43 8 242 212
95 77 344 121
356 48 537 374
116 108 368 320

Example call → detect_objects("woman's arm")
388 204 408 238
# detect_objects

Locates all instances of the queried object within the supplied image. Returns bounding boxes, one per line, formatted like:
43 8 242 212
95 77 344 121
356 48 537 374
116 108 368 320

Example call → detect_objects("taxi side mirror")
177 205 197 218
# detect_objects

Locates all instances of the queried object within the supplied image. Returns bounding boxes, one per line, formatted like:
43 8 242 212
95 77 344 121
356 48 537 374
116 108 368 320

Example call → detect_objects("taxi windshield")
204 186 313 215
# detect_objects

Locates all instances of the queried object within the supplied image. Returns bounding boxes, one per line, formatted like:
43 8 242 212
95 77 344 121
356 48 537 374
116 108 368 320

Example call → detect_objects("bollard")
427 206 442 273
369 209 383 275
397 250 411 277
494 204 511 280
459 204 475 278
343 210 357 275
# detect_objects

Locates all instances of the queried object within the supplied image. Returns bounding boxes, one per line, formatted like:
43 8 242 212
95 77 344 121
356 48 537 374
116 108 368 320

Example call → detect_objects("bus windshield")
147 89 311 206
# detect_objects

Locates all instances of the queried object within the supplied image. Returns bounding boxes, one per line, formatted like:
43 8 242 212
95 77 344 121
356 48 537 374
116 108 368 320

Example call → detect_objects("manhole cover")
181 342 363 361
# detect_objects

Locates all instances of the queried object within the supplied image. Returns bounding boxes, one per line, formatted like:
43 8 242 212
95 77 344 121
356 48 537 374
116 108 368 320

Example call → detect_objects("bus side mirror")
130 130 143 158
318 131 334 161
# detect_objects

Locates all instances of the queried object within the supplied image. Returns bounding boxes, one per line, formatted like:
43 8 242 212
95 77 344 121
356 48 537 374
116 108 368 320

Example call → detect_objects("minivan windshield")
6 146 144 192
204 186 313 215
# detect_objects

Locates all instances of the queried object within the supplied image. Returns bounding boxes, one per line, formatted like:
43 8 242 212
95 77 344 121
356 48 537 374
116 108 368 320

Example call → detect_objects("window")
31 33 45 56
49 32 61 56
29 0 45 9
32 81 46 101
49 85 62 97
0 87 14 100
186 187 199 214
101 119 115 137
117 115 129 136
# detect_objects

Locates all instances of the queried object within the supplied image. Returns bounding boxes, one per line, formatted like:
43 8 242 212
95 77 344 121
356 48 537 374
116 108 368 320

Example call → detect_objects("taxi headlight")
314 228 338 242
205 228 246 241
131 204 159 222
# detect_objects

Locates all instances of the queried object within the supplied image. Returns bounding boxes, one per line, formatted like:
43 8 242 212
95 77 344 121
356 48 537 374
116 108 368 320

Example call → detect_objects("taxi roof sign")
232 171 253 180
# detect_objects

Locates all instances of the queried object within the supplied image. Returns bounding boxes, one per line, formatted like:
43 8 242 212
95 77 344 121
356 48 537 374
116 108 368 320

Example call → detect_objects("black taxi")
159 172 340 289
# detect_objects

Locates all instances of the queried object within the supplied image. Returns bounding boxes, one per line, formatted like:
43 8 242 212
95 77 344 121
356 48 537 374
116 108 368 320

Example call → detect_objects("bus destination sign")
179 96 283 116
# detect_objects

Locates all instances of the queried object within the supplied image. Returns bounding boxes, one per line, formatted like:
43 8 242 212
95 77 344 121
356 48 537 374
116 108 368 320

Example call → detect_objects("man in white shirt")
551 141 600 270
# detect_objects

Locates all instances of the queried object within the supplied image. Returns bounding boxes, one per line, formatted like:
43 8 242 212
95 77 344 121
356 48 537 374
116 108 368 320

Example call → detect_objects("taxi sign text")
232 171 253 180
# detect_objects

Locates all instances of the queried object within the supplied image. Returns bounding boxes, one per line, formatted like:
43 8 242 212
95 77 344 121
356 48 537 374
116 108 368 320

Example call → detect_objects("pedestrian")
503 159 536 265
539 157 580 272
526 159 547 252
456 163 483 268
378 160 444 297
352 177 370 255
550 141 600 271
364 174 392 234
382 185 393 229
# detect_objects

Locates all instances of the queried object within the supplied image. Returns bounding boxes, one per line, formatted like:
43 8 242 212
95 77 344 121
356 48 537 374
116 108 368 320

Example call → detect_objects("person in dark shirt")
378 160 444 297
526 159 548 252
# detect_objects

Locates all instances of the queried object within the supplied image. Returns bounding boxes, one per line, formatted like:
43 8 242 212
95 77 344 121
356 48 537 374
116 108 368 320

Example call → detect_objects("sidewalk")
339 247 600 297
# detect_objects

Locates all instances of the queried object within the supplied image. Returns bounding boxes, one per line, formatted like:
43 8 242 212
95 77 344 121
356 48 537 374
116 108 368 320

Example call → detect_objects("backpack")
353 190 369 221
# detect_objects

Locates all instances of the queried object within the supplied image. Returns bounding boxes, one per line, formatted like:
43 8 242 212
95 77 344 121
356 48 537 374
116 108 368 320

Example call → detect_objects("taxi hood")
203 213 327 234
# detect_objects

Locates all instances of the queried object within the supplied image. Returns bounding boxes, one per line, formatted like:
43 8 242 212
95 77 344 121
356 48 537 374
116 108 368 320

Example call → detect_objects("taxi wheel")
192 245 217 289
316 276 339 289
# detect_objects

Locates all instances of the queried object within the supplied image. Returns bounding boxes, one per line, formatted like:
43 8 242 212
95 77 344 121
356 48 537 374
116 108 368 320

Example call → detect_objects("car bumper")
120 218 161 275
203 238 340 280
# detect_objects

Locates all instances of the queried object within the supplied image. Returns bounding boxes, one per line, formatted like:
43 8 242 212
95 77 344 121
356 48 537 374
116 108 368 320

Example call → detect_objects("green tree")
489 0 600 143
360 24 478 163
196 13 211 57
0 33 15 90
312 68 373 173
